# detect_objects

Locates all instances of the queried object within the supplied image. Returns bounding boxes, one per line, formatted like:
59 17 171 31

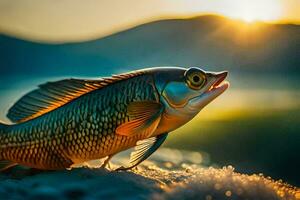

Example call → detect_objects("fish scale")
0 74 158 169
0 67 229 171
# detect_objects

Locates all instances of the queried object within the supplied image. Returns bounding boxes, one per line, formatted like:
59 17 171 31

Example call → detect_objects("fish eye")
185 68 206 90
192 75 200 83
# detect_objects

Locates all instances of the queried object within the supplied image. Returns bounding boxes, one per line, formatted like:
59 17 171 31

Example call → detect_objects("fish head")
153 67 229 133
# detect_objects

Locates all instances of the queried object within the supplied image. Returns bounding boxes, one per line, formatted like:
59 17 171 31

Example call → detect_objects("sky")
0 0 299 43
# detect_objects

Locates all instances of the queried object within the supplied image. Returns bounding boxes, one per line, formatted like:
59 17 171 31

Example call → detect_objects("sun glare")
224 0 282 23
242 15 258 23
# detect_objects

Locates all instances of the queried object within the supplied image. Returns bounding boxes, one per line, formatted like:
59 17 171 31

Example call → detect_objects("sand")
0 148 299 200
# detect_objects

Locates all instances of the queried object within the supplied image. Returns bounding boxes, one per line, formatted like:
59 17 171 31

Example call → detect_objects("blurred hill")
0 15 299 79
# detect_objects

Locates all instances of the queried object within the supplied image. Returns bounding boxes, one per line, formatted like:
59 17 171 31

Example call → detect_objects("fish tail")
0 122 16 171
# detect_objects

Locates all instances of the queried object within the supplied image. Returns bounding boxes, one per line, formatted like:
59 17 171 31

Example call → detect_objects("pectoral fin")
116 133 168 171
116 101 163 137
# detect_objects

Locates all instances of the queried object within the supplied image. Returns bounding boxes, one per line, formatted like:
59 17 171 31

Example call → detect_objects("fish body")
0 67 229 170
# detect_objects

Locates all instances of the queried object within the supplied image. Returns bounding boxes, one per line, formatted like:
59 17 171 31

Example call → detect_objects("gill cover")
162 68 207 108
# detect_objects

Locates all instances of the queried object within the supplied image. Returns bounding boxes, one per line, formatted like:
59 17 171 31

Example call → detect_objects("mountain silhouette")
0 15 299 78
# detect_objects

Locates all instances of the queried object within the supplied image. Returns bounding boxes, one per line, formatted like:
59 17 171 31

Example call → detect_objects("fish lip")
206 80 230 94
208 71 228 92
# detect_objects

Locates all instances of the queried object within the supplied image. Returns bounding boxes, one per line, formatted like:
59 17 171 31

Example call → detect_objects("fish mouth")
206 71 229 94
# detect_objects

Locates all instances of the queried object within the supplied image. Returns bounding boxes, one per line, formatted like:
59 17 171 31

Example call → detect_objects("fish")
0 67 229 171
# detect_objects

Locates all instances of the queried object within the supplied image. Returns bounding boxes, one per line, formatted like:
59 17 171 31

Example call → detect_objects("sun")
242 14 258 23
223 0 282 23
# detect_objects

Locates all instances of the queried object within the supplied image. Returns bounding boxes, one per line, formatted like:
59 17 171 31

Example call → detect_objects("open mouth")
208 71 229 92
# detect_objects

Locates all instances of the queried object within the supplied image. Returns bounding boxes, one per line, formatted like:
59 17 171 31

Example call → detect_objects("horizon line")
1 14 299 45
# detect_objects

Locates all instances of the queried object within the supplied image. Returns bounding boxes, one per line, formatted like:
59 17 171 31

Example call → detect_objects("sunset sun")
223 0 282 23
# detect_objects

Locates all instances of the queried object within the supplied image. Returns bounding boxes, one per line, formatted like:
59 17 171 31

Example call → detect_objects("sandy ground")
0 148 299 200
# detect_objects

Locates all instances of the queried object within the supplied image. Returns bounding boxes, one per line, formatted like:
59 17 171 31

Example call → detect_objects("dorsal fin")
7 71 144 123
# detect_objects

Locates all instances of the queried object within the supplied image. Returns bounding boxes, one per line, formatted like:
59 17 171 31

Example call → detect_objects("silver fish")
0 67 229 171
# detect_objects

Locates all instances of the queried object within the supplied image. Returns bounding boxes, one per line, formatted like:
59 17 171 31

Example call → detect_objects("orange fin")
116 101 163 137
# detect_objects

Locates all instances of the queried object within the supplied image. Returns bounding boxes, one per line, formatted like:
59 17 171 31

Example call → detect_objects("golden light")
222 0 282 23
0 0 298 43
